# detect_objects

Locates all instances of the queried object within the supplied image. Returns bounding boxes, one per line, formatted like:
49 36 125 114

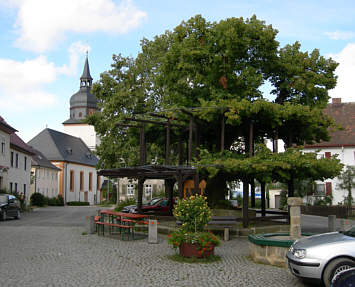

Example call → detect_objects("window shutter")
326 182 332 195
325 152 331 159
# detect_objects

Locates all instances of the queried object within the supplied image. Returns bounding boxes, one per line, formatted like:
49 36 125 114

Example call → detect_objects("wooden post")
178 134 183 165
139 125 146 165
261 181 266 217
251 180 255 208
220 115 225 152
188 118 193 165
165 121 170 165
194 122 200 159
177 171 184 199
137 178 144 212
242 180 249 228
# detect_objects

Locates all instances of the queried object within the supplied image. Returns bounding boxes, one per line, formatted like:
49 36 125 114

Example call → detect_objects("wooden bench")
176 216 238 241
96 221 135 240
207 216 238 241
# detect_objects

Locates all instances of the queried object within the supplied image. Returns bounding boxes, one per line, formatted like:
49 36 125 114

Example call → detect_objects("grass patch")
167 254 221 264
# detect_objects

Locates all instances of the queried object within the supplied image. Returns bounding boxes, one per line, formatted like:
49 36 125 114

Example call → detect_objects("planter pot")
179 242 214 258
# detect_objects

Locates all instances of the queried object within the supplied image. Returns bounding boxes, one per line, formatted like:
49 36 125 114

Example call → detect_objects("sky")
1 0 355 142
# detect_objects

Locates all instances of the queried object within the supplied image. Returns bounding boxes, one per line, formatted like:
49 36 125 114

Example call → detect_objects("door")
275 195 281 209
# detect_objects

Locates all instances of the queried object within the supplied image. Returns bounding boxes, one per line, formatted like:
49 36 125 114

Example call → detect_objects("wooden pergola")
97 110 268 227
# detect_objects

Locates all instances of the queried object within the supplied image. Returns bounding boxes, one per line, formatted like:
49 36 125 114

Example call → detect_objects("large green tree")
88 15 340 203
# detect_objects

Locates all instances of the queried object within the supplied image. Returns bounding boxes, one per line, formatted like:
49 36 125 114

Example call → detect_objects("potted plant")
168 195 220 258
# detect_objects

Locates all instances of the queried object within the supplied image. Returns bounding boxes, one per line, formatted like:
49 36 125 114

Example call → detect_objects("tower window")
79 112 82 117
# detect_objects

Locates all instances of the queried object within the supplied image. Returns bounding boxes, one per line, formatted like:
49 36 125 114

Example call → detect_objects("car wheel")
323 257 355 287
14 210 21 219
0 210 7 221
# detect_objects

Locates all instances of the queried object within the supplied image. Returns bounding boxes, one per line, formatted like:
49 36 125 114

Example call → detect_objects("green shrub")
67 201 90 206
30 192 46 207
115 198 137 211
56 195 64 206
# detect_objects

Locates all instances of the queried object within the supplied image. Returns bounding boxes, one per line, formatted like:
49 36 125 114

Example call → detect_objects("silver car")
286 226 355 287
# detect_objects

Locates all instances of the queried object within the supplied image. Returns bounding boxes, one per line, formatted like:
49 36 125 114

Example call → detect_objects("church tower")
63 54 100 151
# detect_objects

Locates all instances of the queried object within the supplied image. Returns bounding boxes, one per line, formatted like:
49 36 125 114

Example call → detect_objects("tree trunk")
261 181 266 217
242 180 249 228
205 173 227 205
250 180 255 208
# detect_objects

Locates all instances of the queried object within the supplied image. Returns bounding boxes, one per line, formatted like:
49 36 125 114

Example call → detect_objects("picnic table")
96 210 148 240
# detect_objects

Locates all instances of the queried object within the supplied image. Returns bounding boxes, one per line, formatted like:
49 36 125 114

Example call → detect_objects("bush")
30 192 46 207
173 195 211 233
115 198 137 211
67 201 90 206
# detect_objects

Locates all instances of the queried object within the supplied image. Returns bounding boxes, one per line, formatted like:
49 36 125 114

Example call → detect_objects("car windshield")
0 194 7 203
344 226 355 238
148 198 162 206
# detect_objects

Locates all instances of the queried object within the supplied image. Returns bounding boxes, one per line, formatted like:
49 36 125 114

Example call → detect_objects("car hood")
0 203 6 208
294 232 354 249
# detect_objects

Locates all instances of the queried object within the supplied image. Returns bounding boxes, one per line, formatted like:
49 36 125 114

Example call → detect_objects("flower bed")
168 195 220 258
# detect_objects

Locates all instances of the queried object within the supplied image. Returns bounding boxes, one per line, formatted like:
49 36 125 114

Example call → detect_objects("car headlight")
293 249 307 259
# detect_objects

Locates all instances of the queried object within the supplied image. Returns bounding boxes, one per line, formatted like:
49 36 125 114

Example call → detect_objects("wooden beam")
139 125 146 165
165 121 170 165
116 123 141 128
220 115 225 152
137 178 144 212
125 117 185 128
188 118 193 165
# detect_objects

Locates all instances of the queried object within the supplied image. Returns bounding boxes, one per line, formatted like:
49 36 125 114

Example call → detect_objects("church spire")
80 53 93 88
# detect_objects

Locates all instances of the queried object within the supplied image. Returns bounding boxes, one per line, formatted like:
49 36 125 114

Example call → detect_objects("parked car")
125 197 176 215
122 197 162 213
0 194 21 220
286 226 355 287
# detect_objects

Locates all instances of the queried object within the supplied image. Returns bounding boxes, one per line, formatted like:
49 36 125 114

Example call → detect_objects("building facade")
304 98 355 205
29 148 60 200
28 128 99 205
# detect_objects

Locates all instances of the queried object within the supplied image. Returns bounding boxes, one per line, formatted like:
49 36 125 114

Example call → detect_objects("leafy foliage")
173 195 212 232
337 166 355 207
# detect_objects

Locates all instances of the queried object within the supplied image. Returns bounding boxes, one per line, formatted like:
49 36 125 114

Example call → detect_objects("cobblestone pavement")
0 208 317 287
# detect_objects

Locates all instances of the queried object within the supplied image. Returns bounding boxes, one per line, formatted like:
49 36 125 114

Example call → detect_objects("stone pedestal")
148 219 158 244
287 197 302 239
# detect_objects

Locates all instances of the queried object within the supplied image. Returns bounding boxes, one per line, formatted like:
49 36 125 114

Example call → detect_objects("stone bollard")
328 215 336 232
86 215 96 234
287 197 302 239
340 218 351 232
148 219 158 244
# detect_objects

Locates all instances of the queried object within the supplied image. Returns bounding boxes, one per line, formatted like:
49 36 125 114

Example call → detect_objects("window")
127 184 134 196
11 152 14 167
24 184 26 194
89 172 92 191
10 182 12 192
80 171 84 191
70 170 74 192
97 176 101 190
1 141 5 154
315 184 325 196
24 156 27 171
15 183 17 192
15 153 18 168
145 184 152 195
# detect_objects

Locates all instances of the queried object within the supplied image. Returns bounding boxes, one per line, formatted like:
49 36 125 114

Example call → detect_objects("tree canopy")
88 14 341 201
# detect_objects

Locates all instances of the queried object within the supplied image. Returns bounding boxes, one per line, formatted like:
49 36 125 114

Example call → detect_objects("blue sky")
0 0 355 142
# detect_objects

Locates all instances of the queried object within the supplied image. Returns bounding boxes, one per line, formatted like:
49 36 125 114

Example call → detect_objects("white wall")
63 163 98 205
304 146 355 205
29 167 59 200
7 148 31 204
0 130 10 190
63 124 98 151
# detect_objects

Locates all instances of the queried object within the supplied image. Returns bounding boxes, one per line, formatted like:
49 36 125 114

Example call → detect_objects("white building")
304 98 355 205
28 128 100 205
63 54 100 151
8 131 34 205
29 148 60 200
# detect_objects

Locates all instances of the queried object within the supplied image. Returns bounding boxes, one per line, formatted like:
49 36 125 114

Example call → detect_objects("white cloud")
329 43 355 102
324 31 355 40
9 0 146 52
0 41 89 111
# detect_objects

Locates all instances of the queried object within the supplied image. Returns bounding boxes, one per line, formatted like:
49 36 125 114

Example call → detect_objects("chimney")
332 98 341 104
